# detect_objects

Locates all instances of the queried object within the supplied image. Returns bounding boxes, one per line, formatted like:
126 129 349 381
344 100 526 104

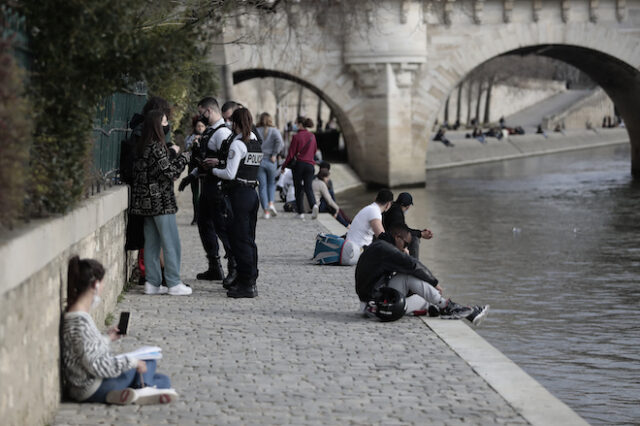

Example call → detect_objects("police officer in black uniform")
180 97 236 282
209 108 261 298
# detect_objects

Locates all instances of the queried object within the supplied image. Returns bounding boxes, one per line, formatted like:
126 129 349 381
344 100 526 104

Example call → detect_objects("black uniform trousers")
197 178 233 261
227 185 259 281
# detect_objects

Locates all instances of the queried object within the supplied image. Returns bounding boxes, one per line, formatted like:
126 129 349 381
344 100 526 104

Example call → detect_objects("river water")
340 144 640 425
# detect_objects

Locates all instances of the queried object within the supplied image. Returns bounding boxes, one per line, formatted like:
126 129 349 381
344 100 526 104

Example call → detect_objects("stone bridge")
213 0 640 187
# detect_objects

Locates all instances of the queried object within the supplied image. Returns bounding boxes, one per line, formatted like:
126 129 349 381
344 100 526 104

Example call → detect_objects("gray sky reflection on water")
340 144 640 425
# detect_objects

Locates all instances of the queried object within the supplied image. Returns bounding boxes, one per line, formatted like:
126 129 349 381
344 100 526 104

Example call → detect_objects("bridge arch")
419 23 640 176
231 68 370 174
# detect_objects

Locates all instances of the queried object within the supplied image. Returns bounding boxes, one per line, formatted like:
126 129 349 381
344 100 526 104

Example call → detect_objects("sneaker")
268 204 278 217
264 210 271 219
466 305 490 326
106 388 138 405
144 282 168 295
439 299 474 319
134 387 179 405
168 283 192 296
311 204 319 219
298 214 305 221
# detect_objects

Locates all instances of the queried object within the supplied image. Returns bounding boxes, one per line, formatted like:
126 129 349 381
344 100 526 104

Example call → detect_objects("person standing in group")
281 116 318 220
207 108 261 298
184 116 207 226
179 97 235 284
130 110 191 296
256 112 284 219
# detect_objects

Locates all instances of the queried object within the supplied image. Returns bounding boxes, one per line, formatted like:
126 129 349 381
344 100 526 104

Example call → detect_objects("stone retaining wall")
0 186 130 426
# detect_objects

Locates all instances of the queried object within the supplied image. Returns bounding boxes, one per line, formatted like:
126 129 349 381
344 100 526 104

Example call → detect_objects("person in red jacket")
281 116 318 220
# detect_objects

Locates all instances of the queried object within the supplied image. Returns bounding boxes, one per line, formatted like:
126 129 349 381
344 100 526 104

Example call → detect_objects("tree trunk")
316 96 322 131
444 96 450 125
466 78 473 126
456 83 463 124
296 85 304 118
483 77 494 125
475 79 483 126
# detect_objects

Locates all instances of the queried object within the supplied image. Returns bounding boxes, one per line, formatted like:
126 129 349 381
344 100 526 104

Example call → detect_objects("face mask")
163 124 171 134
91 284 101 309
200 112 209 124
225 120 232 129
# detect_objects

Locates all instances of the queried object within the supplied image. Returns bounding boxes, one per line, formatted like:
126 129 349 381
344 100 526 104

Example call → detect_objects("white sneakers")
268 204 278 217
264 210 271 219
145 282 192 296
106 387 179 405
298 213 305 220
144 283 168 295
311 204 319 219
168 283 192 296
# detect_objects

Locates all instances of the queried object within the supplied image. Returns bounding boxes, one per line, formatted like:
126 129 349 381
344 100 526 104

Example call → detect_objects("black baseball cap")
396 192 413 206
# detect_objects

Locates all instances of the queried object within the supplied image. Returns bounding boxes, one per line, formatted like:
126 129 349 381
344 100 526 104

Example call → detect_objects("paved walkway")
53 189 528 425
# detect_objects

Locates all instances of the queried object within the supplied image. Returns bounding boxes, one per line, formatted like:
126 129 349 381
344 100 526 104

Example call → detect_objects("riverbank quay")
427 127 629 170
52 187 583 426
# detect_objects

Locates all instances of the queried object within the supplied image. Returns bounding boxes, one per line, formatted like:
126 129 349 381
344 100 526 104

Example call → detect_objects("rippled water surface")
341 145 640 425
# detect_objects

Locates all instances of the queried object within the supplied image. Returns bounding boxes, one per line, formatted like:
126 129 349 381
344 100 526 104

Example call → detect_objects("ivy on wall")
17 0 219 217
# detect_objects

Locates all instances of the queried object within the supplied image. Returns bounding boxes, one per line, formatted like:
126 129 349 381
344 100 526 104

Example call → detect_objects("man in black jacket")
382 192 432 259
355 224 488 322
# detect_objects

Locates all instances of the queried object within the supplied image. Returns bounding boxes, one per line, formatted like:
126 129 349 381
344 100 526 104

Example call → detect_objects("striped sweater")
61 311 138 401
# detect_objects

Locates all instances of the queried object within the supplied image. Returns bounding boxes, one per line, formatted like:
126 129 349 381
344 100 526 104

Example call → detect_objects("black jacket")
354 233 438 302
382 202 421 237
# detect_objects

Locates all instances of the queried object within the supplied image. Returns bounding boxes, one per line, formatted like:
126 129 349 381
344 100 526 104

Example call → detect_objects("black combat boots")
196 256 224 280
222 257 238 289
226 278 258 298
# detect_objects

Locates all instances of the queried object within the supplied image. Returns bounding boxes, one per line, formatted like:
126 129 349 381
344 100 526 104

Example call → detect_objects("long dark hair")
67 256 105 310
232 108 254 143
137 109 167 156
296 115 314 129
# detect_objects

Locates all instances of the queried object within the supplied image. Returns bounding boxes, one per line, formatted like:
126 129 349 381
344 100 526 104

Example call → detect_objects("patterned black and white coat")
130 142 188 216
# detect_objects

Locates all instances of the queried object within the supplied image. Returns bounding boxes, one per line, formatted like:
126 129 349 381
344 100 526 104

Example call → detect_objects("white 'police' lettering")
244 152 263 166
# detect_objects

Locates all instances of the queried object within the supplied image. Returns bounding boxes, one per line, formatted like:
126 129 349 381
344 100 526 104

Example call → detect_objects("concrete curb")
422 318 589 426
316 213 588 426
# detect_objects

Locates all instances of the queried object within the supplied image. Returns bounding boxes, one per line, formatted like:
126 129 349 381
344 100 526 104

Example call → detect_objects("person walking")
256 112 284 219
208 108 262 298
130 109 191 296
281 116 318 220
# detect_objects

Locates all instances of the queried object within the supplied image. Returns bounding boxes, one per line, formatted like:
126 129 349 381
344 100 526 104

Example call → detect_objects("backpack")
119 113 144 185
313 233 346 265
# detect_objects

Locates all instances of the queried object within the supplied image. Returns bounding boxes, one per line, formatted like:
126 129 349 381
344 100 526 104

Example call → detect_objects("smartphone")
116 312 130 335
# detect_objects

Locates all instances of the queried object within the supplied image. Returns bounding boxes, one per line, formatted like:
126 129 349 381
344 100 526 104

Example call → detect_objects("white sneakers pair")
298 205 319 221
106 387 179 405
144 282 192 296
264 204 278 219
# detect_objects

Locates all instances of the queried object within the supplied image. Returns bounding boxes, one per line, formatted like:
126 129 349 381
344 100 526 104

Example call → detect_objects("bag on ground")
313 233 346 265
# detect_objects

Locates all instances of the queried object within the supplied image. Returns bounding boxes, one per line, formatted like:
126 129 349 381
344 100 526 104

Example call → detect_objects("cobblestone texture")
53 189 528 425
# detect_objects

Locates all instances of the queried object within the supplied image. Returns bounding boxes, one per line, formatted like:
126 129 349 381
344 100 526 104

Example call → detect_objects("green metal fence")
91 89 147 189
1 5 30 70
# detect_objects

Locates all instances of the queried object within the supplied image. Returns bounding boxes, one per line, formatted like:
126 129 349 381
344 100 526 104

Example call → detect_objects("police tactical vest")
218 135 262 182
203 124 228 158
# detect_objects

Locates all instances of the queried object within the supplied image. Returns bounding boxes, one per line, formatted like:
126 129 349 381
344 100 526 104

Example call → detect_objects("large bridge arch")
418 23 640 176
232 68 359 159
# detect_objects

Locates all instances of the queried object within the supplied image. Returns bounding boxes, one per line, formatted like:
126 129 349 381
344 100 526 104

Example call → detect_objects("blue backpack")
313 233 346 265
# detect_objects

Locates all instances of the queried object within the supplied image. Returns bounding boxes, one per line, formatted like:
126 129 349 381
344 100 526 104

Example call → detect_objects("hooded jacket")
354 233 438 302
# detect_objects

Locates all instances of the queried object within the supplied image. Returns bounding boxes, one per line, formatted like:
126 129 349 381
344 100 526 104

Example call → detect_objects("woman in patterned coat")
130 109 191 296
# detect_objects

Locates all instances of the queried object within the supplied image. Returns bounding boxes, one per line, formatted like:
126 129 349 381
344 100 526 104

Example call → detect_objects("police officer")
180 97 235 282
207 108 261 298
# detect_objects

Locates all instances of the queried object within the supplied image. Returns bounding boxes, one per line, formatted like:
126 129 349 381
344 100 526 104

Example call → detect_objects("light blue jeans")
257 158 278 211
143 214 181 287
86 360 171 403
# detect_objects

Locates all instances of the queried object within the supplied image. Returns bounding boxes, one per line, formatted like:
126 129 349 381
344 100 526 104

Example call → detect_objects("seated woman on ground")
61 256 177 405
313 169 351 228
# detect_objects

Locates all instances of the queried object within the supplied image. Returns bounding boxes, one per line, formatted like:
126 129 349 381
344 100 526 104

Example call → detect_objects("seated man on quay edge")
382 192 433 259
355 224 489 324
342 189 394 265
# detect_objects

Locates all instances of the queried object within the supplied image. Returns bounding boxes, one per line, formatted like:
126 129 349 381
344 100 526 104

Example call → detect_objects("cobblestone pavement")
54 189 528 426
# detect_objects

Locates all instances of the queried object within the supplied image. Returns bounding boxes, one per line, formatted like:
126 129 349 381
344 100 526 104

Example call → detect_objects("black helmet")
371 287 406 322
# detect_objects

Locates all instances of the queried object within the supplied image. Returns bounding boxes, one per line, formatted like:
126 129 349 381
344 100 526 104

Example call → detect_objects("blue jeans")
257 159 278 211
144 214 182 287
85 360 171 403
